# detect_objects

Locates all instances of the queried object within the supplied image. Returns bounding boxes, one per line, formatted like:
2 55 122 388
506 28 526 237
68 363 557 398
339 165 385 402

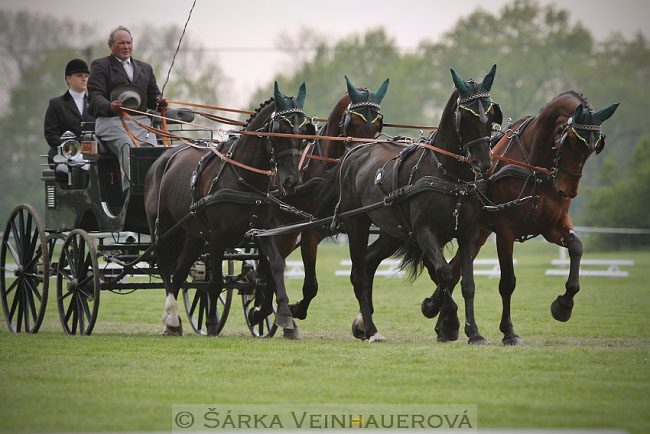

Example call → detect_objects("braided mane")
551 90 593 111
242 98 274 130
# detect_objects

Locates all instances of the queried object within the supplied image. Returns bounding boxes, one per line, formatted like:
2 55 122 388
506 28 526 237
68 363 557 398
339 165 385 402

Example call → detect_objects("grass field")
0 238 648 433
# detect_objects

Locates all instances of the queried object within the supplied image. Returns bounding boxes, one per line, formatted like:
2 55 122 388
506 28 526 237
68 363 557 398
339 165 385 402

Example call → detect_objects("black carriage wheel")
56 229 100 335
0 204 49 333
240 255 278 338
182 259 233 336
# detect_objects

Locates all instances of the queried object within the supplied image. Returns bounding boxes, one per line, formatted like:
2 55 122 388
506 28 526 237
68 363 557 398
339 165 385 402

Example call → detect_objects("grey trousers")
96 115 155 191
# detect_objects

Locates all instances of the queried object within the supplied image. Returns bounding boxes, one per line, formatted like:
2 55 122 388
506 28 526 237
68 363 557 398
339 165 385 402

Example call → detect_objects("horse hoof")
502 335 524 346
368 333 386 343
351 313 366 340
206 324 219 337
274 313 294 329
421 297 440 319
289 303 307 320
283 323 302 340
468 335 487 345
551 297 573 322
163 324 183 336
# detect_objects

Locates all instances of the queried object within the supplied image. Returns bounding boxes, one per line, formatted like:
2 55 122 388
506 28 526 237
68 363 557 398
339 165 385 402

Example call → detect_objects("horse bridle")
265 105 314 169
341 89 383 138
454 90 494 155
553 111 605 179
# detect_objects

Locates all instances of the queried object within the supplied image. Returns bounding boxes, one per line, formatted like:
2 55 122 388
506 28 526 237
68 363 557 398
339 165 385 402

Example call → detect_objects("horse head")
552 100 619 198
341 76 389 139
450 64 502 175
270 81 316 194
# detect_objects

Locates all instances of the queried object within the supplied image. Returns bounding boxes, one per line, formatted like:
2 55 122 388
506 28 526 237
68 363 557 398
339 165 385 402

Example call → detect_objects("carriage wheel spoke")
75 239 86 277
15 292 23 332
70 300 78 334
77 296 85 334
63 247 76 279
26 222 38 262
23 289 30 332
23 246 43 273
26 283 38 323
189 291 200 316
81 297 92 324
3 278 19 297
9 285 20 323
64 296 75 323
58 268 74 283
3 237 20 265
197 295 205 331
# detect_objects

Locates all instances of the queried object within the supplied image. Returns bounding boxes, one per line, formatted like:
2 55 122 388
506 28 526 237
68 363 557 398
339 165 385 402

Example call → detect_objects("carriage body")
1 118 274 337
42 145 164 234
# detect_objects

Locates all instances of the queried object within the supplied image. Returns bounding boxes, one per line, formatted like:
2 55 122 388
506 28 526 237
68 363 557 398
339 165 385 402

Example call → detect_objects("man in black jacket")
44 58 95 166
88 25 166 191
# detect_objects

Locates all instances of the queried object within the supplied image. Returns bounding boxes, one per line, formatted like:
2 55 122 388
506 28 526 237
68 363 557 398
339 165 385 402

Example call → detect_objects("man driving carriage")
87 25 167 192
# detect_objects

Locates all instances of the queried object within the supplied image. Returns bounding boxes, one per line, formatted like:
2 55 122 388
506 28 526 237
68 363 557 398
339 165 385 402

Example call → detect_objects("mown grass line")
0 241 648 433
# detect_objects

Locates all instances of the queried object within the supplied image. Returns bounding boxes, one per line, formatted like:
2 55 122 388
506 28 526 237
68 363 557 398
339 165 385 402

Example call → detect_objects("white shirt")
121 57 134 81
69 89 85 115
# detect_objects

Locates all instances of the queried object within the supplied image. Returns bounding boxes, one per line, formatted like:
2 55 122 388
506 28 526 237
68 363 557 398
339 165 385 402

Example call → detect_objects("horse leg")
156 233 182 336
457 233 486 345
551 230 582 322
415 228 458 341
163 234 204 336
290 229 321 320
351 232 401 340
347 219 383 342
436 227 492 341
425 257 460 343
205 247 225 336
256 236 297 334
495 231 523 345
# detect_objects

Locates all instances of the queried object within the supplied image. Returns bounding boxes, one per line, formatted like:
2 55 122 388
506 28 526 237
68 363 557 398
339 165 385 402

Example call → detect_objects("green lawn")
0 239 648 433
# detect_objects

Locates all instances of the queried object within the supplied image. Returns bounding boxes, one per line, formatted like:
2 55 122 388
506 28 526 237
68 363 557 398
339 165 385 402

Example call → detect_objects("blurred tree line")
255 0 650 239
0 1 648 242
0 11 226 227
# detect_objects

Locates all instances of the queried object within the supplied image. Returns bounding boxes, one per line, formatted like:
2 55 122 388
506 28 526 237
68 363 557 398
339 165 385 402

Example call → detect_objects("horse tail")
394 242 426 282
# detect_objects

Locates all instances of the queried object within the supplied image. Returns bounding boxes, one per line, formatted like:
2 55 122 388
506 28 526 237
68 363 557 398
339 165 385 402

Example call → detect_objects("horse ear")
372 78 389 104
274 81 287 111
595 103 620 124
572 103 584 122
345 75 364 103
296 81 307 109
450 68 471 95
480 64 497 92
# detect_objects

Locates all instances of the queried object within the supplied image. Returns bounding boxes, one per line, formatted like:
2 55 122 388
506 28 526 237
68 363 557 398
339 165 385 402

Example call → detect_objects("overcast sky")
4 0 650 106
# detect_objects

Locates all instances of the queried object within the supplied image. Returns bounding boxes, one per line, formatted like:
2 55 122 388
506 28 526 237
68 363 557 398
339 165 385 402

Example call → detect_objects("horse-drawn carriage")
0 97 287 337
1 66 620 345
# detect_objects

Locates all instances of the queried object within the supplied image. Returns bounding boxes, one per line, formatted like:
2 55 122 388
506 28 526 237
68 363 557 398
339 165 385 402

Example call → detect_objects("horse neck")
321 95 351 159
431 93 474 180
526 96 576 167
230 103 275 186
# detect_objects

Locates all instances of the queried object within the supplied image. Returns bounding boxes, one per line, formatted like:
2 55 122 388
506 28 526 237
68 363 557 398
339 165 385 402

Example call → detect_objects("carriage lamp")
59 131 81 160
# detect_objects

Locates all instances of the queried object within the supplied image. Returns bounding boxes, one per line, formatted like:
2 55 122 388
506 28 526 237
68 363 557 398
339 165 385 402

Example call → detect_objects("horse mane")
543 90 593 113
241 98 274 131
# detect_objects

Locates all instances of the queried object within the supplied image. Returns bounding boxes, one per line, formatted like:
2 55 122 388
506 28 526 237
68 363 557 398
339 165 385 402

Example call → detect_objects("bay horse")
144 82 316 336
275 76 389 325
441 91 619 345
316 65 502 343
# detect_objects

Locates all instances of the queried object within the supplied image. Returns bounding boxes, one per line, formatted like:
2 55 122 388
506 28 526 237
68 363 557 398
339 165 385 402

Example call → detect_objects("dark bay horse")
442 91 619 345
275 76 389 324
144 82 315 336
316 65 502 343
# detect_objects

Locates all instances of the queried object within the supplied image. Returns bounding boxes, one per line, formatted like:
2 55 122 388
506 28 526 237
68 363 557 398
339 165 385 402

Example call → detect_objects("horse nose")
283 177 297 195
472 158 491 176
